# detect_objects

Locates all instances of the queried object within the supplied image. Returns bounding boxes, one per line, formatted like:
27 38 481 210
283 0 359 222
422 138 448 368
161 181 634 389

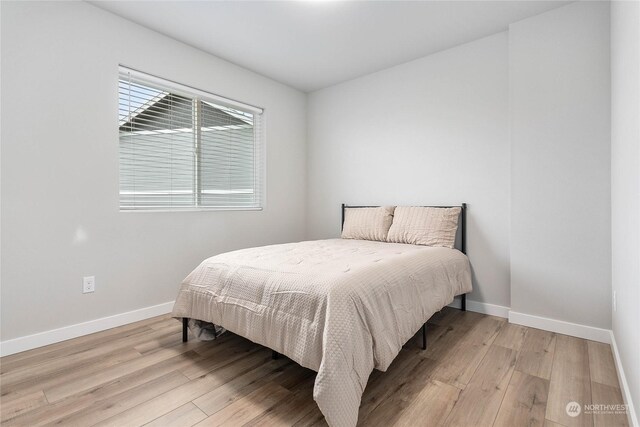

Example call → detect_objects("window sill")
119 207 263 213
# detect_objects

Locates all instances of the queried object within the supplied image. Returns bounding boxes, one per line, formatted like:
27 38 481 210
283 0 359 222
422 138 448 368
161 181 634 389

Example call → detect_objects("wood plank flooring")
0 308 629 426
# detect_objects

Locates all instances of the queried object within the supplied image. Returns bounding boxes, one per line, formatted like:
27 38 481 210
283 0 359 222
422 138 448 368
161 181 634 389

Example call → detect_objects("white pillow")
341 206 395 242
387 206 461 248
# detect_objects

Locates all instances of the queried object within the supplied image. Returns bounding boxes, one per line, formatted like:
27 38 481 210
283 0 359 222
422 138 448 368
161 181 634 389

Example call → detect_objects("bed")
172 204 472 427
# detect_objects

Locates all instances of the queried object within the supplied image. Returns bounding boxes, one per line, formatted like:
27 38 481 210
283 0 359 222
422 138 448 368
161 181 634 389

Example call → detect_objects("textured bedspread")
172 238 472 426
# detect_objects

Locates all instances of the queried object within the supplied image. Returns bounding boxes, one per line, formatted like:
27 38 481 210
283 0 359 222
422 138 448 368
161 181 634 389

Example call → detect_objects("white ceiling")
91 0 570 92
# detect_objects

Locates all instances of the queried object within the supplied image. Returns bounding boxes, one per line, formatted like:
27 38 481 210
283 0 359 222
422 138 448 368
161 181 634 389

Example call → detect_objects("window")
118 67 264 211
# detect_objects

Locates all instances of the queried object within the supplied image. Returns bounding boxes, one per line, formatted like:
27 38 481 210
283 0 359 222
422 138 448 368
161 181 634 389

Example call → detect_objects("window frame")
118 65 266 213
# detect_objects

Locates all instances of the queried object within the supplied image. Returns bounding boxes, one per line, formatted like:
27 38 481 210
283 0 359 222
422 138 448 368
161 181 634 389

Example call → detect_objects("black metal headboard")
341 203 467 254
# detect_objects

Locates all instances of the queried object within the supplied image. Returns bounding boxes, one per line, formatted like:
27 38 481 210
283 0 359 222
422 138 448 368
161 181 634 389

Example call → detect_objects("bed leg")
461 294 466 312
182 318 189 342
422 323 427 350
272 350 280 360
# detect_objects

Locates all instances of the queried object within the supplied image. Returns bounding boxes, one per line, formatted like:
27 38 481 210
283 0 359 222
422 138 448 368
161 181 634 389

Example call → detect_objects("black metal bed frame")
183 203 469 354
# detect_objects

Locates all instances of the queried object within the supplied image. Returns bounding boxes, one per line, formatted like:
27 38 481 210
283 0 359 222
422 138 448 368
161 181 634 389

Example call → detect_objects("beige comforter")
172 238 472 426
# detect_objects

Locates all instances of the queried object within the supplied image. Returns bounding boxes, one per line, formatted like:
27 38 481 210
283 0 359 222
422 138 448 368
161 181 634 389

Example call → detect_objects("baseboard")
610 331 639 427
448 298 510 318
508 311 611 344
0 301 175 357
0 299 617 358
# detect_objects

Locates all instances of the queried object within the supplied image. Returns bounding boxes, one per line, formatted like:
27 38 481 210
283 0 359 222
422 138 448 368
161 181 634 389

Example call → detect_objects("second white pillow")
387 206 461 248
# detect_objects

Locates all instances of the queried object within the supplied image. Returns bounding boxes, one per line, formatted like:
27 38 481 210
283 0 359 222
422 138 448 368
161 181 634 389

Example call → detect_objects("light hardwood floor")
0 308 629 427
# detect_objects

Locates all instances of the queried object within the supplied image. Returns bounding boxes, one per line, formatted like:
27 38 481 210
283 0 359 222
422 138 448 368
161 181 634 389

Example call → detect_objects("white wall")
509 1 611 329
307 32 511 308
611 0 640 421
0 1 307 341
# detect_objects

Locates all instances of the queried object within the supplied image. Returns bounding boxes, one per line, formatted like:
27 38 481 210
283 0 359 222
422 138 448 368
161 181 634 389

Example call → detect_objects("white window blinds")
118 67 264 211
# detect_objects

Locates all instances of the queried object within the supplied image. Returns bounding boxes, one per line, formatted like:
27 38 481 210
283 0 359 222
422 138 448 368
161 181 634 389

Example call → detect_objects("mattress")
172 238 472 426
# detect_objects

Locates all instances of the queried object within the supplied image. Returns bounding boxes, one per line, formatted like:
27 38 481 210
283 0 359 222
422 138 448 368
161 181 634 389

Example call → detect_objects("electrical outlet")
613 290 617 311
83 276 95 294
